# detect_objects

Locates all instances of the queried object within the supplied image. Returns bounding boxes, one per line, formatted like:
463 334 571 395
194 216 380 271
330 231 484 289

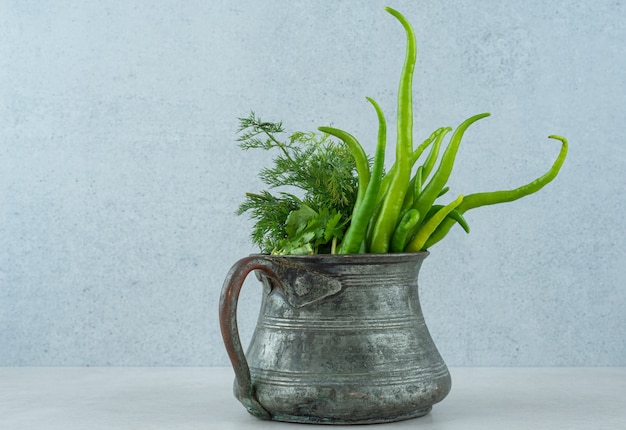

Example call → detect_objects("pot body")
220 253 450 424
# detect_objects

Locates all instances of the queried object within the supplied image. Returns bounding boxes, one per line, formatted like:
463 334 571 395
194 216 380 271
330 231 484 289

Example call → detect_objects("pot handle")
219 256 277 420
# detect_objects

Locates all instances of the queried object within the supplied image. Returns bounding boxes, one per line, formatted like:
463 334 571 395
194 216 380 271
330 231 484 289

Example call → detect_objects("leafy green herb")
275 205 345 255
236 113 358 254
236 191 300 254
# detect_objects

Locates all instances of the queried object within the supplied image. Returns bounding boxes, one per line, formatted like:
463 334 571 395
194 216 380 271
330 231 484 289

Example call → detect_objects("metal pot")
219 252 450 424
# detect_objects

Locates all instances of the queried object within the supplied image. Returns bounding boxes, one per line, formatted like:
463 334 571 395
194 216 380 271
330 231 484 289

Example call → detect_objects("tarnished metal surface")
220 253 451 424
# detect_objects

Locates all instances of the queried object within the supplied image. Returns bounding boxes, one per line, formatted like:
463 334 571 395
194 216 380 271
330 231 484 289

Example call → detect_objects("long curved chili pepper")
369 7 417 253
318 126 370 211
338 97 387 254
424 135 568 248
421 126 450 182
411 113 490 223
405 194 464 252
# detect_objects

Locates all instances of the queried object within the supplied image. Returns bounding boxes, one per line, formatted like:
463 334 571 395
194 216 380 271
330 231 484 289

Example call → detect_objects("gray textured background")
1 0 624 366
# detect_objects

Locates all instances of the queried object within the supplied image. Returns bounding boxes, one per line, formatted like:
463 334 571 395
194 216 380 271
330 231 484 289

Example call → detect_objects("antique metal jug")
219 252 450 424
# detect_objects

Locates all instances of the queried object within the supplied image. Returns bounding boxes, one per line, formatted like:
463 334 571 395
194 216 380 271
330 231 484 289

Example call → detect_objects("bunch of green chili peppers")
319 7 568 254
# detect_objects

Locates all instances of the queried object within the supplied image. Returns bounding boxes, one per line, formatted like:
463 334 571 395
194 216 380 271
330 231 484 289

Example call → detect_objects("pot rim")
249 252 429 262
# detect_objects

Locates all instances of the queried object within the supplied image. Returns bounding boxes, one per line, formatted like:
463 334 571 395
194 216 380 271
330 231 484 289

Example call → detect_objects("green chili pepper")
405 194 464 252
437 186 450 198
391 209 420 252
424 135 568 248
400 166 423 214
423 205 470 234
337 97 387 254
421 127 450 181
369 7 416 253
413 165 424 204
411 113 490 223
318 126 370 211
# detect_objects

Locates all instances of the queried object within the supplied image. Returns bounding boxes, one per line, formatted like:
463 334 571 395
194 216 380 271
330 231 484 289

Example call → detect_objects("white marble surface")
1 367 624 429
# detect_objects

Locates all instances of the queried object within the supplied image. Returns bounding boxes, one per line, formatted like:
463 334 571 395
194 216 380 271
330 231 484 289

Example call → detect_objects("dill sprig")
236 191 300 254
236 112 358 254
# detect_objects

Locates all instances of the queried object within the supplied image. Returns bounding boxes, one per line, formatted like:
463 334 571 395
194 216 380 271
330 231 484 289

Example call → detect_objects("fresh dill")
236 112 358 254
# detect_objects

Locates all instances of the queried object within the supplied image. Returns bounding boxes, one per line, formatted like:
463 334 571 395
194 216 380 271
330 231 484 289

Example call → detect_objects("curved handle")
219 256 277 420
